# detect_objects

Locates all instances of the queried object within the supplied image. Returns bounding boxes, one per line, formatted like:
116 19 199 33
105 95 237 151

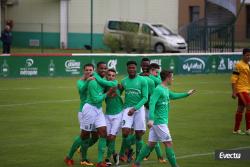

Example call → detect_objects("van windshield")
152 24 175 36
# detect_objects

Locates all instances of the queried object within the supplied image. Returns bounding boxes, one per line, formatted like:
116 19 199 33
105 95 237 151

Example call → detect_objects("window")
108 21 120 30
108 21 139 33
189 6 200 23
142 24 151 34
120 22 139 33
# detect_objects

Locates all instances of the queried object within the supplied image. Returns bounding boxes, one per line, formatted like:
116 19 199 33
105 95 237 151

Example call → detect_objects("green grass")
0 74 249 167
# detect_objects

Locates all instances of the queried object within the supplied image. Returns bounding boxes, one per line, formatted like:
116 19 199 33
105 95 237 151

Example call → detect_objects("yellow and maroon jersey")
231 60 250 93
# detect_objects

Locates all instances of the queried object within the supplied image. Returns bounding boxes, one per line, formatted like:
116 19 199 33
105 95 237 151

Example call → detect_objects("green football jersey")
93 72 118 87
149 74 161 87
77 79 89 112
105 87 123 115
149 84 188 125
86 80 106 109
121 75 148 110
84 72 118 109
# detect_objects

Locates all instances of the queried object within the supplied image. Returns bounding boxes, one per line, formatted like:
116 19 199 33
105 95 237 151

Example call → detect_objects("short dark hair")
107 68 116 73
160 70 173 81
127 60 137 66
243 48 250 55
97 61 106 68
141 57 150 62
83 63 94 69
149 63 160 70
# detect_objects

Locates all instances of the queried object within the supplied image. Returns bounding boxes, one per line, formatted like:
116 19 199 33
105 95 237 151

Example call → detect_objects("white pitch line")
0 86 74 91
0 80 229 91
118 146 250 167
0 99 78 107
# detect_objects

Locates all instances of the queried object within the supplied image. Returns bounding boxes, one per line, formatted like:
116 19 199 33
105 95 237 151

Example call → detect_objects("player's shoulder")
77 79 82 84
155 84 165 92
77 79 85 85
234 60 246 70
137 75 147 81
146 76 154 83
155 84 162 90
121 76 128 82
236 60 245 66
151 85 162 96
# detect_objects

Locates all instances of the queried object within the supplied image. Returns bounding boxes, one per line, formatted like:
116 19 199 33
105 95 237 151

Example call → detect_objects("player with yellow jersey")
231 48 250 135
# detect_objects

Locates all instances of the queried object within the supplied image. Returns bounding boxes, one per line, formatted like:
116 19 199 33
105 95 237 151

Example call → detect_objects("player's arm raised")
169 89 195 100
93 72 118 87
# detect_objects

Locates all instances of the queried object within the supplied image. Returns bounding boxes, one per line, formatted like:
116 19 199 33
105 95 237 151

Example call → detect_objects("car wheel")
155 43 165 53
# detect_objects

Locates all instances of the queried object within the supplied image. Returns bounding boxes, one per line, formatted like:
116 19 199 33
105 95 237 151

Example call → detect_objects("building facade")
178 0 250 42
1 0 179 49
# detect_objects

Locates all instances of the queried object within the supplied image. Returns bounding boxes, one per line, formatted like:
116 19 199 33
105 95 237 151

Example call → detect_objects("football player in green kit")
104 69 123 166
64 62 117 167
133 70 195 167
140 58 166 163
64 63 97 166
121 58 166 163
119 60 148 162
83 62 118 167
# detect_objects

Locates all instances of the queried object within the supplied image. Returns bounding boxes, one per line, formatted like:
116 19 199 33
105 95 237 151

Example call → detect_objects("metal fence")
10 22 104 51
187 24 234 53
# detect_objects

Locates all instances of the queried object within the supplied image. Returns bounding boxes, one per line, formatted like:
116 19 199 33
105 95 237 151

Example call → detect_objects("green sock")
127 134 136 146
97 137 107 163
89 137 98 147
135 144 153 163
81 138 90 160
135 139 144 158
106 140 110 147
155 142 163 158
119 136 127 155
107 140 115 158
165 147 177 167
79 137 98 157
67 136 82 159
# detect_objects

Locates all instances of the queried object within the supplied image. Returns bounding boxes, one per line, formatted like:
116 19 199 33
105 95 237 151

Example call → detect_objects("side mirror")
150 30 157 36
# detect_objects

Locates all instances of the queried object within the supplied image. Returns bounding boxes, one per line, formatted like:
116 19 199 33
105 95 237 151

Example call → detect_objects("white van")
103 20 187 53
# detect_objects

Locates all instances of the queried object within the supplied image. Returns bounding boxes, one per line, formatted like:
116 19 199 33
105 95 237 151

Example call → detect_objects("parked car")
103 20 187 53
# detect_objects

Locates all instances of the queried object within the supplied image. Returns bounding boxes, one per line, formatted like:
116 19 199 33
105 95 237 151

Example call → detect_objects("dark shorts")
237 92 250 106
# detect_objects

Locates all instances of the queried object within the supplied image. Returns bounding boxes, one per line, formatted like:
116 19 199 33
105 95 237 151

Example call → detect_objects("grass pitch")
0 74 249 167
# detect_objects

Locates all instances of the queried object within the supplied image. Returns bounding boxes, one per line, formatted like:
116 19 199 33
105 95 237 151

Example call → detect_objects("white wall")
68 0 179 33
7 0 59 32
6 0 179 33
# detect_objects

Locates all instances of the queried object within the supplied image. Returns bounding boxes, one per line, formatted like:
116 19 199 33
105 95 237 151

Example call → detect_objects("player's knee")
148 142 156 148
91 131 99 138
164 141 173 148
122 128 130 137
135 130 145 140
97 126 107 136
237 105 245 112
80 130 90 139
109 135 116 141
99 130 107 138
99 133 107 138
